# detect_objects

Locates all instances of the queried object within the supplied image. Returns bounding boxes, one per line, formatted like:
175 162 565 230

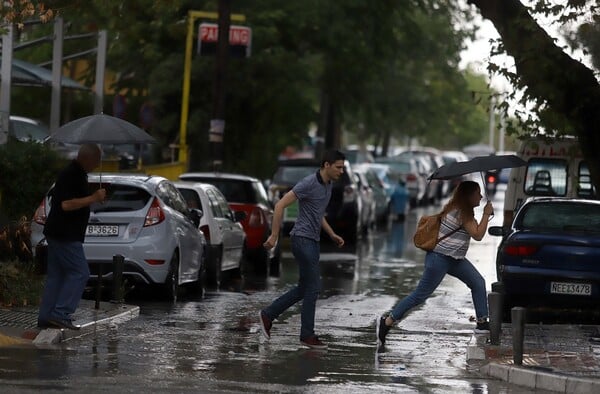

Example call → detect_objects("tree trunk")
468 0 600 189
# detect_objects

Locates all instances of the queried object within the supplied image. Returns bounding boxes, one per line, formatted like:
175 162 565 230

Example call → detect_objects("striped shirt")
433 209 470 259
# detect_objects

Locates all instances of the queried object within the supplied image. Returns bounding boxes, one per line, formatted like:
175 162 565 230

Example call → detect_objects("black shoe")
37 320 51 329
48 319 81 330
475 321 490 333
376 316 391 346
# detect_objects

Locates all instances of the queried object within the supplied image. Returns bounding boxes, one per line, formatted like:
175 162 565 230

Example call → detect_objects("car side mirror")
234 210 246 222
189 208 203 227
488 226 504 237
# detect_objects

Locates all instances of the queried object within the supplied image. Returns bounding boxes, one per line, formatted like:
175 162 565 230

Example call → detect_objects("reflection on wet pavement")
1 192 523 392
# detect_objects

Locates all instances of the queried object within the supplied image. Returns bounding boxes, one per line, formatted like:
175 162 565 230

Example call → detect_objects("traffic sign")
198 23 252 58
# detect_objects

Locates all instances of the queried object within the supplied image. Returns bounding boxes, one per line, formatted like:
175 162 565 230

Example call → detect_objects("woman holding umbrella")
376 180 494 347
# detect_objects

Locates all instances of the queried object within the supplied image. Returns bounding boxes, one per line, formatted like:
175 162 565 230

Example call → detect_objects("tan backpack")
413 212 460 251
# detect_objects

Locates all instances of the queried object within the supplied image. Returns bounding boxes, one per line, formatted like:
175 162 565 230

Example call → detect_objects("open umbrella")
48 113 156 145
429 155 526 180
429 154 527 204
48 114 156 185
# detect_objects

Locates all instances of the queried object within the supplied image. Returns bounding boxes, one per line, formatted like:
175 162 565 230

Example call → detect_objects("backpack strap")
435 212 462 243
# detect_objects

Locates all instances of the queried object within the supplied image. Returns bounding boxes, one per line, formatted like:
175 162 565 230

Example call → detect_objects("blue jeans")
38 239 90 323
390 251 488 321
263 236 321 340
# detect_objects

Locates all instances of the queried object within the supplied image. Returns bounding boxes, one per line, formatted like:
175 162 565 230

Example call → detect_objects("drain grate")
0 309 38 329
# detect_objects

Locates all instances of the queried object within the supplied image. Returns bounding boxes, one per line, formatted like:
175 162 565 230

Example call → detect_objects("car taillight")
343 185 356 203
406 173 417 181
504 245 538 256
248 207 264 227
145 259 165 265
33 199 46 225
144 197 165 227
200 224 210 242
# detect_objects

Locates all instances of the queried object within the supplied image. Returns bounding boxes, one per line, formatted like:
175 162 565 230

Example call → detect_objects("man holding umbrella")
38 144 106 330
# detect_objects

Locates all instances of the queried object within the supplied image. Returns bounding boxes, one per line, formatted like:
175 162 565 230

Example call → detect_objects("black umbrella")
48 114 155 145
48 114 156 185
429 154 526 180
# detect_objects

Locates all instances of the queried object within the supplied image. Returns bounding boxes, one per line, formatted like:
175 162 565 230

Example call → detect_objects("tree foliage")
11 1 493 178
468 0 600 189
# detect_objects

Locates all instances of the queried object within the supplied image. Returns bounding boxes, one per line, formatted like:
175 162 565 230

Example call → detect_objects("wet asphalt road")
0 188 538 393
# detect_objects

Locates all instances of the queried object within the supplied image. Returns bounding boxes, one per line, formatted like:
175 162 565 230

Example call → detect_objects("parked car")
351 168 376 234
488 197 600 321
374 156 428 207
8 116 49 142
397 148 450 202
353 164 390 224
179 172 281 276
268 158 363 244
342 147 375 164
31 174 206 301
174 182 246 287
442 150 471 192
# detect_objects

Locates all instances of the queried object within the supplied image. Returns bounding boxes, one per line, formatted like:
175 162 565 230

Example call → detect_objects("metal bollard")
511 307 527 365
95 264 103 310
111 254 124 303
488 292 503 345
491 281 504 294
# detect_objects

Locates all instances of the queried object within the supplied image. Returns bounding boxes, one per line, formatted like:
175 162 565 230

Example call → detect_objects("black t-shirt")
43 160 91 243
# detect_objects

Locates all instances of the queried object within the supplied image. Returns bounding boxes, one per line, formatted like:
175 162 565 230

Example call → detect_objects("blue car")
488 197 600 321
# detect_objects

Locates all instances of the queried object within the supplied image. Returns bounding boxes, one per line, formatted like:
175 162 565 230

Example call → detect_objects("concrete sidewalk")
0 299 139 346
467 323 600 392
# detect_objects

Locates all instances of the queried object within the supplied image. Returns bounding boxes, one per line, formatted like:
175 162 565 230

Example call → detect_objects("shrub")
0 141 65 222
0 260 43 307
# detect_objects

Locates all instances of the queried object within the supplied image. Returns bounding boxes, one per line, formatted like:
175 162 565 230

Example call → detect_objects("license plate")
86 224 119 237
284 201 299 221
550 282 592 296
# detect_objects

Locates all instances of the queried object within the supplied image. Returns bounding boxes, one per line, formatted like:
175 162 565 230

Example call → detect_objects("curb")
33 304 140 345
480 363 600 393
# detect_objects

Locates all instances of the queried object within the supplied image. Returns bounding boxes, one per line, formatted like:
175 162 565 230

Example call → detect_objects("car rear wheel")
206 245 223 289
164 250 180 302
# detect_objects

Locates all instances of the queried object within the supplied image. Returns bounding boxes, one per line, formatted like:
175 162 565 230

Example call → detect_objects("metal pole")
488 292 503 345
111 254 124 303
210 0 231 170
178 12 195 165
488 96 495 151
95 263 103 310
499 108 506 153
50 17 64 131
511 307 527 365
94 30 107 114
0 24 14 145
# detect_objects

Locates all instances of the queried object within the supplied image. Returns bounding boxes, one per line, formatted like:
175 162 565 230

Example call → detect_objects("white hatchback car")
31 174 206 301
174 182 246 287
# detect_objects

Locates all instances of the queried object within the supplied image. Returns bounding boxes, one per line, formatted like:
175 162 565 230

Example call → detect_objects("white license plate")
550 282 592 296
86 225 119 237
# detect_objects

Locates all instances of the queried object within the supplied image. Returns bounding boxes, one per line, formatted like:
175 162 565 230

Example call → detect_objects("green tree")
468 0 600 189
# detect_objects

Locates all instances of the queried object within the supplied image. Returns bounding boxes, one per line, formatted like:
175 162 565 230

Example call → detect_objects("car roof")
523 197 600 206
87 173 165 186
9 115 43 125
179 172 259 182
276 158 321 166
173 181 218 192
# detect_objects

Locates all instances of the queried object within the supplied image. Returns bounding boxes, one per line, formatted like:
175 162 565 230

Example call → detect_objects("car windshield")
273 166 317 185
520 202 600 233
181 178 258 204
88 183 151 212
11 119 49 142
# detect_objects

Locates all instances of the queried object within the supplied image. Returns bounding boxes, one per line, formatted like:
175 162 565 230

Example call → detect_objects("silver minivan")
31 174 207 301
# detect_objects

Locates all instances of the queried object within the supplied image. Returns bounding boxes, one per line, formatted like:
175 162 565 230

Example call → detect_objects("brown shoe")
300 335 327 349
258 310 272 339
48 319 81 330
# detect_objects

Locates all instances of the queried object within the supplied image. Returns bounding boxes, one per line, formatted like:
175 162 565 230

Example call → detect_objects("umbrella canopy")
49 114 155 144
429 154 526 180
